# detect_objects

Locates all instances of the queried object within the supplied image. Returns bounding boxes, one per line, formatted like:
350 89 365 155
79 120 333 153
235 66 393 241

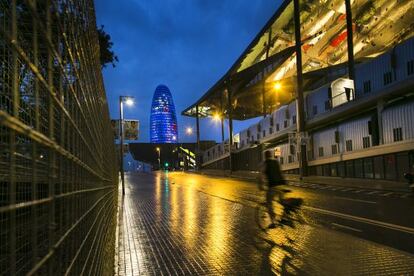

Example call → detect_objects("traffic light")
165 162 169 167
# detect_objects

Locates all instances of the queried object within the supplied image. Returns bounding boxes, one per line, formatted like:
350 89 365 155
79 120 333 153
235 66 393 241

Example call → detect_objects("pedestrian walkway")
116 172 414 275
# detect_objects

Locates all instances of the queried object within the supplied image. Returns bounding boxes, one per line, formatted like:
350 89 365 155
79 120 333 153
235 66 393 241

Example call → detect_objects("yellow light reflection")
206 198 229 264
155 172 161 218
273 82 282 91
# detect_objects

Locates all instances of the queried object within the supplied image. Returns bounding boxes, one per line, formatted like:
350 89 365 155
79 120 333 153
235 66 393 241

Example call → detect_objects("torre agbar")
182 0 414 183
150 85 178 143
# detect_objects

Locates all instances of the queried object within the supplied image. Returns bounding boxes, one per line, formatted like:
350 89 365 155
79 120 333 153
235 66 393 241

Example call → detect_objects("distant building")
150 85 178 143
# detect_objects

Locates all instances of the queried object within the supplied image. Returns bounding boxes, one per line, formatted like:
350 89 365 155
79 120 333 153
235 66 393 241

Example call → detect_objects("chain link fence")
0 0 118 274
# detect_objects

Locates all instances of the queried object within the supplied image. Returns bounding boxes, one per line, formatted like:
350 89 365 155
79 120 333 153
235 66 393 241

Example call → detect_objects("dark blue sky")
95 0 281 143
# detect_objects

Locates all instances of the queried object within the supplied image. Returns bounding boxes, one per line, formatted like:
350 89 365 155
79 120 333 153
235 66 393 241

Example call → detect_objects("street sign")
124 120 139 140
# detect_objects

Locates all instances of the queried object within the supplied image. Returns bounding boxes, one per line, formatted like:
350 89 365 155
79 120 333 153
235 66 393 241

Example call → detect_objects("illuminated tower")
150 85 178 143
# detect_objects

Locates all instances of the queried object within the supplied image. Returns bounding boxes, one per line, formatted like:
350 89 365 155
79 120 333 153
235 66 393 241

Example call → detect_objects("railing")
0 1 118 275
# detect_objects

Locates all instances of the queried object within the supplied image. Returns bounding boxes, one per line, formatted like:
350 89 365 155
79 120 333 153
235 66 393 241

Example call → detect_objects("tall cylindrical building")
150 85 178 143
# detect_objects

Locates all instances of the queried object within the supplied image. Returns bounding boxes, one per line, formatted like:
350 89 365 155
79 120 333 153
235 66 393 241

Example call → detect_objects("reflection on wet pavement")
116 172 414 275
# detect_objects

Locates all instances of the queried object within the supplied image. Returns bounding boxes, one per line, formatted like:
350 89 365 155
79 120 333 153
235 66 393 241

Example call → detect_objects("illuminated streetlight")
185 127 193 135
125 98 134 106
273 82 282 91
119 95 135 195
212 113 221 122
156 147 161 169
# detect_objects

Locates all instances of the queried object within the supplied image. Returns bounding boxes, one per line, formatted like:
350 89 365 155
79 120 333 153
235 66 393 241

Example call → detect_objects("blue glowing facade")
150 85 178 143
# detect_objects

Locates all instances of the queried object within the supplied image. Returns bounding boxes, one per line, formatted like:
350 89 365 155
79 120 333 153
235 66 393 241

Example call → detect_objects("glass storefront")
306 151 412 182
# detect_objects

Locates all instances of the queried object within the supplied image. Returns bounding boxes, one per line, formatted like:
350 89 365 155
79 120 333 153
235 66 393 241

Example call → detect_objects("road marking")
331 223 362 232
367 191 380 195
334 196 377 204
305 206 414 235
383 192 394 196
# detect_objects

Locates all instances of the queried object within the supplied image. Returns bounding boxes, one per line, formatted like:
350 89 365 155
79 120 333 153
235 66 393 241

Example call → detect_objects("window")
285 109 290 119
363 80 371 93
346 140 353 151
257 124 261 132
270 117 274 126
331 144 338 155
284 120 288 128
393 127 403 142
383 71 393 85
269 127 273 134
374 156 384 179
312 105 318 115
280 157 284 165
346 160 354 178
292 115 296 125
363 136 371 148
288 155 293 163
247 130 251 136
257 133 260 140
364 158 374 179
318 147 324 157
262 130 266 137
324 100 331 111
354 159 364 178
276 124 280 131
384 154 397 180
251 136 254 142
407 60 414 76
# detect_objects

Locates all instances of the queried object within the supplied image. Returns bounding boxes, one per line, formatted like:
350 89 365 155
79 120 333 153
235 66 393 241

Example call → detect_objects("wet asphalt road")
117 171 414 275
168 172 414 255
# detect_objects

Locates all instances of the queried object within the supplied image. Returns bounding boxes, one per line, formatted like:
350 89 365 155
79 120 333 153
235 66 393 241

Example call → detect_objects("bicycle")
256 186 304 231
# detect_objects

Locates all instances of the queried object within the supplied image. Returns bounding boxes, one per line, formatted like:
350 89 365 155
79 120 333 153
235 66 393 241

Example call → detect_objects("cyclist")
260 150 285 228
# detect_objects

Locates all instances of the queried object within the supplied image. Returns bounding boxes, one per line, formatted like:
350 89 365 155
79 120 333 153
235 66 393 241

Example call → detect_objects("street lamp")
185 127 193 135
212 112 221 122
273 81 282 91
119 95 134 195
156 147 161 170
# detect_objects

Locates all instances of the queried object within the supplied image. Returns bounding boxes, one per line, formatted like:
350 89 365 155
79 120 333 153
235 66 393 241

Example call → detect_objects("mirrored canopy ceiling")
182 0 414 120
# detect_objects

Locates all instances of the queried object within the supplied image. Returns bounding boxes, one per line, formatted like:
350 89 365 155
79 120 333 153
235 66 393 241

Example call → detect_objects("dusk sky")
94 0 281 143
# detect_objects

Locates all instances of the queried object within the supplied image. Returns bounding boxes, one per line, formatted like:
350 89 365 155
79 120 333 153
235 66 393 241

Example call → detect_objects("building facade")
202 36 414 183
150 85 178 143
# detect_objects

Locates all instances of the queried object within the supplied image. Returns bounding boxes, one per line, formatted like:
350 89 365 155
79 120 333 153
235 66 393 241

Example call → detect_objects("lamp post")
156 147 161 170
119 95 134 195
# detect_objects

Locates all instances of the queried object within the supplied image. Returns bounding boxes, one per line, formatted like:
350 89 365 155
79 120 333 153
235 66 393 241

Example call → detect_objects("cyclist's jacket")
264 159 284 186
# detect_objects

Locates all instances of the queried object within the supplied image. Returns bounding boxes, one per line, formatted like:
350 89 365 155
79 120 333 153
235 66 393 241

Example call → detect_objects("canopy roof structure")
182 0 414 120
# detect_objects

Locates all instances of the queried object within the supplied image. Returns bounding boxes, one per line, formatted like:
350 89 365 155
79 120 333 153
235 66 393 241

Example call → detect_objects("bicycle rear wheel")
255 203 272 231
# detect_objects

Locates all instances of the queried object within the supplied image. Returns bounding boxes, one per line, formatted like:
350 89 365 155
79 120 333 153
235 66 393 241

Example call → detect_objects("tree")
97 25 119 68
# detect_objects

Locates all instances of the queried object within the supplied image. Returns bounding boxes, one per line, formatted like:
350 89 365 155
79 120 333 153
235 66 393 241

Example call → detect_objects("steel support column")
293 0 307 178
345 0 355 81
196 105 200 169
262 28 272 117
226 83 233 172
220 96 225 142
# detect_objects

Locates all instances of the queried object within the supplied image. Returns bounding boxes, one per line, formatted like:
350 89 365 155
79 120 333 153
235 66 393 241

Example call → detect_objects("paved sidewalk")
116 172 414 275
